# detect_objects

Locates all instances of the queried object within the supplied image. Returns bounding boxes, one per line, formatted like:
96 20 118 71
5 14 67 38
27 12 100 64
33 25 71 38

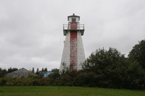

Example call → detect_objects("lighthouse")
60 13 85 72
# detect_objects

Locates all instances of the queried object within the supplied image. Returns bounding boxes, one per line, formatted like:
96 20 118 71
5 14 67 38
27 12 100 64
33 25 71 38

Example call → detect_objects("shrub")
0 78 7 86
73 72 97 87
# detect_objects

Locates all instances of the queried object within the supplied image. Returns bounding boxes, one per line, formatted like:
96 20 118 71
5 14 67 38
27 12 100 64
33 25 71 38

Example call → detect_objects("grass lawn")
0 86 144 96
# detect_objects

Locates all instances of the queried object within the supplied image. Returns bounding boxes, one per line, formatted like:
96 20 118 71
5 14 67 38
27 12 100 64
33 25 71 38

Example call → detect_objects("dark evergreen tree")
8 67 13 73
36 68 39 75
32 67 34 73
44 68 47 72
8 67 18 73
41 68 44 72
12 68 18 72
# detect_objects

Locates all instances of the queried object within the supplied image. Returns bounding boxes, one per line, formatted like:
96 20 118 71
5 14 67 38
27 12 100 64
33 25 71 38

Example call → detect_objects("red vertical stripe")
70 31 77 70
70 22 77 70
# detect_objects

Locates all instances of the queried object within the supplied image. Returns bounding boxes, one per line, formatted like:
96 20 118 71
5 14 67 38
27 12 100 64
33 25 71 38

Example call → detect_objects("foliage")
28 74 35 78
36 68 39 75
73 72 97 87
0 40 145 90
81 47 145 89
0 68 7 78
0 67 18 78
48 68 60 80
128 39 145 69
51 68 59 73
122 61 145 89
32 67 34 73
8 67 18 73
44 68 47 72
35 72 44 79
82 48 125 73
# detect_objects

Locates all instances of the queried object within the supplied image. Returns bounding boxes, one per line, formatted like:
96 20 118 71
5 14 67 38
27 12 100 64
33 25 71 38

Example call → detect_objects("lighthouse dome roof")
68 13 80 21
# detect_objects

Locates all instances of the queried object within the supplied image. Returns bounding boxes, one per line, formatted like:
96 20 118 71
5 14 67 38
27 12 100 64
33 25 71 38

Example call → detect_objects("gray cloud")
0 0 145 71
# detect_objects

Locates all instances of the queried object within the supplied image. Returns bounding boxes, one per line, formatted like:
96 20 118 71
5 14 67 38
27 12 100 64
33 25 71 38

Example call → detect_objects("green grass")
0 86 144 96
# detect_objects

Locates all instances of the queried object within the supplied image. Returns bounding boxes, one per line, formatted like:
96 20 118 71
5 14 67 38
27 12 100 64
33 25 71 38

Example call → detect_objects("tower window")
72 18 76 22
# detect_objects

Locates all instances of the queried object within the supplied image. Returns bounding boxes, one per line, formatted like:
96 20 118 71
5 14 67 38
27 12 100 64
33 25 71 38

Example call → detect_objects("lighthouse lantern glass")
68 17 79 22
72 18 76 22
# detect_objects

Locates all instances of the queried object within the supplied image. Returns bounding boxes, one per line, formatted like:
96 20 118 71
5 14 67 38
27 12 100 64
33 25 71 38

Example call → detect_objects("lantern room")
68 13 80 22
63 13 85 36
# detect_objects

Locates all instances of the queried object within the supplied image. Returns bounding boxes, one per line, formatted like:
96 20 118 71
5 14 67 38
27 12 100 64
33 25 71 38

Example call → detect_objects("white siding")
59 32 70 72
77 31 85 70
76 17 79 22
69 18 72 22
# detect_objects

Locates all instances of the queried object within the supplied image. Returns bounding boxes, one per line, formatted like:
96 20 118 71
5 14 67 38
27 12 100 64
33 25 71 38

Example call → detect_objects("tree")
32 67 34 73
51 68 59 73
36 68 39 75
41 68 44 72
128 39 145 69
0 68 7 77
82 47 126 73
44 68 47 72
81 47 145 89
12 68 18 72
8 67 18 73
8 67 13 73
48 68 60 79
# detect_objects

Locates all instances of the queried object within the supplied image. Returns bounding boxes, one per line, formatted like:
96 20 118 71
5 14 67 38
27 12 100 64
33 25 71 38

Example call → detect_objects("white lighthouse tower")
60 14 85 72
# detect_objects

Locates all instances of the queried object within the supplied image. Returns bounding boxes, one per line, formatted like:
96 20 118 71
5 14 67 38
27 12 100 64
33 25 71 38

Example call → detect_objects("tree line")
0 39 145 90
48 39 145 90
0 68 18 77
0 67 51 78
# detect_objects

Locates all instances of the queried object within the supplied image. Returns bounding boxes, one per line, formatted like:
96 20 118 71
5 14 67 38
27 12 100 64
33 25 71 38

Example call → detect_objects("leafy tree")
51 68 59 73
82 48 126 73
48 68 60 79
81 47 145 89
28 74 35 78
123 61 145 89
0 68 7 77
128 39 145 69
81 48 126 88
37 72 44 79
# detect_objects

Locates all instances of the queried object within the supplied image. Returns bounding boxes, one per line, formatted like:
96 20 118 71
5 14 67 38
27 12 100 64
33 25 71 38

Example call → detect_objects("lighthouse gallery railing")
63 24 85 30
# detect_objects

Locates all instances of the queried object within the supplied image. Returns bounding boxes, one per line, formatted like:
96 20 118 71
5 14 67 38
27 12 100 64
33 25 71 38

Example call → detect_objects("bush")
0 78 7 86
73 72 97 87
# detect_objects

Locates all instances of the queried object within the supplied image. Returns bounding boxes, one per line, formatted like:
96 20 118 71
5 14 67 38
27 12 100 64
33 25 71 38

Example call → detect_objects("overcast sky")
0 0 145 71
